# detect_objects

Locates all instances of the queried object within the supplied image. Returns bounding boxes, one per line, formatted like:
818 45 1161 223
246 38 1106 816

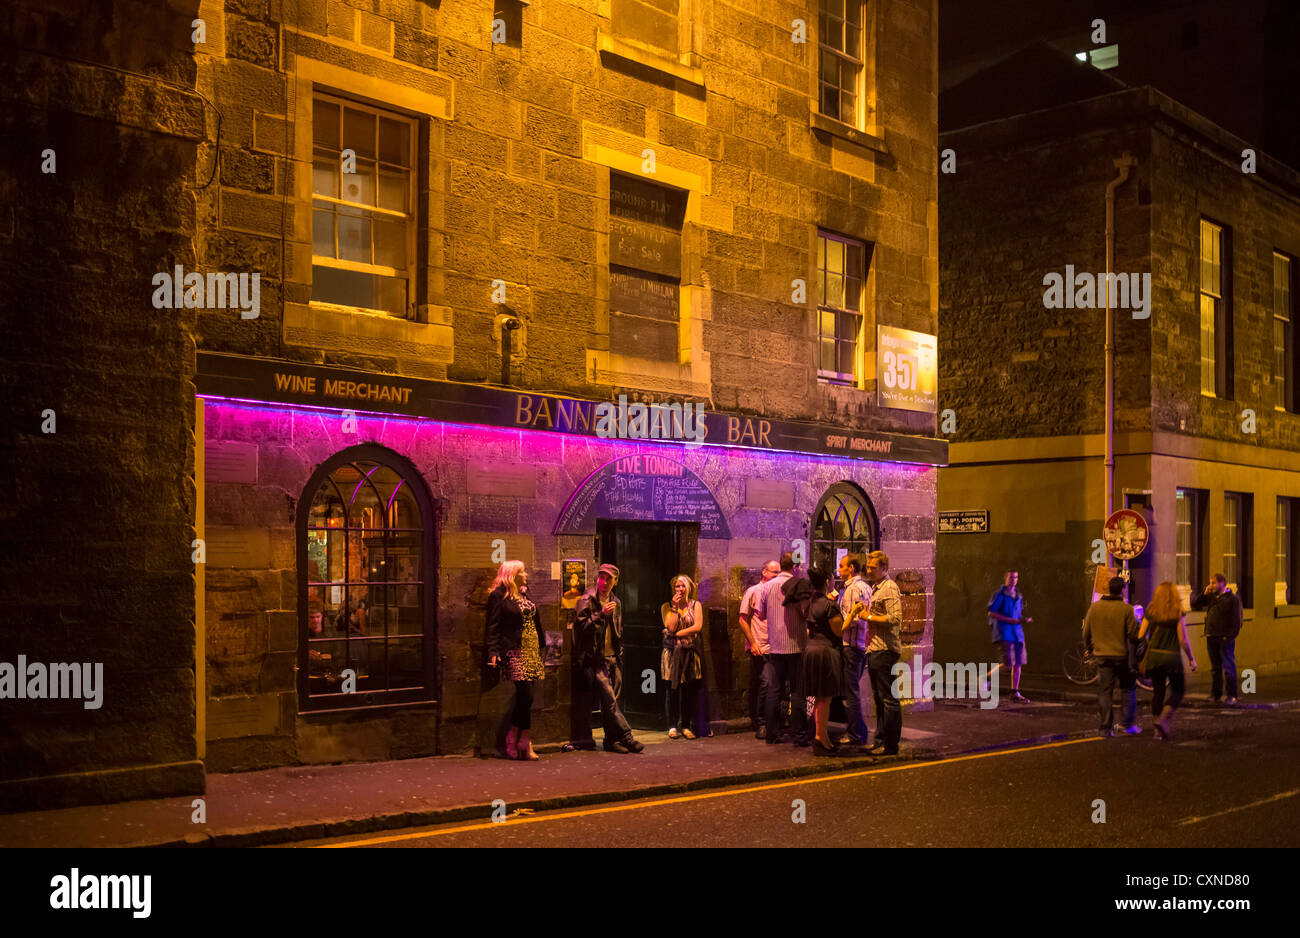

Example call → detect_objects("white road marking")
1174 788 1300 826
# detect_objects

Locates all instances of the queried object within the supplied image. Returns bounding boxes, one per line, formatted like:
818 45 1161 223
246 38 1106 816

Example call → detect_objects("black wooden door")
598 520 681 730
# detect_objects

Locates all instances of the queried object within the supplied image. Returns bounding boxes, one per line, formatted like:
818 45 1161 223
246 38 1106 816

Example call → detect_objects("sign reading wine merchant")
196 352 948 466
555 455 730 537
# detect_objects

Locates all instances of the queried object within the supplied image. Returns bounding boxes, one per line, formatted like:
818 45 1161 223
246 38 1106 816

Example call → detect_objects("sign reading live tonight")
876 325 937 414
195 352 948 466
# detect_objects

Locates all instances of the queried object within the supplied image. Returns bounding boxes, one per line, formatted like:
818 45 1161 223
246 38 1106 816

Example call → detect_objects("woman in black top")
486 560 545 760
1137 581 1198 740
804 567 865 755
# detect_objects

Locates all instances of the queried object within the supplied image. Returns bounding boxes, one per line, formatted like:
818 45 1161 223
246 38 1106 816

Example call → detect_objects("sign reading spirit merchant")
555 454 730 537
195 352 948 466
877 325 937 413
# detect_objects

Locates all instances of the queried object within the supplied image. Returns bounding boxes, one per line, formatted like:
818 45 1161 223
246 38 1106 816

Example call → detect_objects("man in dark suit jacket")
569 564 643 753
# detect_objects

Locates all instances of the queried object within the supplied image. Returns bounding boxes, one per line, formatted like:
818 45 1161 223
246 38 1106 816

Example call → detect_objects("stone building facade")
3 0 943 804
937 48 1300 683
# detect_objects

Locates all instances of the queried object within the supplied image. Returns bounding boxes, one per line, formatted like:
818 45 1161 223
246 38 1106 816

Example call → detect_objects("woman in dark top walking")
1138 581 1198 740
486 560 545 760
804 567 865 755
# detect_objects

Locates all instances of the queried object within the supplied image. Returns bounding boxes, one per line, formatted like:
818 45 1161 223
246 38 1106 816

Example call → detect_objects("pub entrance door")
597 520 689 730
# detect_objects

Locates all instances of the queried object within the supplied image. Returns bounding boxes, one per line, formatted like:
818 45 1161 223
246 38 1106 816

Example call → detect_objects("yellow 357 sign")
876 325 937 413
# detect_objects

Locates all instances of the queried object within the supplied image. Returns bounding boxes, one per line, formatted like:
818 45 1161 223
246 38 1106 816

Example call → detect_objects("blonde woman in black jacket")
486 560 545 760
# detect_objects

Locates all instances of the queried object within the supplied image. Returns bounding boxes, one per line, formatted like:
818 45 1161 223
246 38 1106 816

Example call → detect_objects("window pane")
837 339 856 379
827 239 844 275
374 219 407 269
378 117 410 167
313 159 338 198
820 337 836 373
821 84 839 120
340 161 375 207
1200 294 1216 393
343 107 376 159
841 92 856 126
337 208 371 263
837 310 859 344
312 208 335 257
378 170 407 212
313 100 339 149
825 274 844 308
820 310 835 338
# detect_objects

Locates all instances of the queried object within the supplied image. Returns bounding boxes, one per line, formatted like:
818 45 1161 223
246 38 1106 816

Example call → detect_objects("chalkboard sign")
555 454 730 538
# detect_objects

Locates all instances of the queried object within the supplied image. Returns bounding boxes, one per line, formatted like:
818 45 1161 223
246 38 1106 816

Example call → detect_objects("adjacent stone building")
4 0 944 804
937 46 1300 684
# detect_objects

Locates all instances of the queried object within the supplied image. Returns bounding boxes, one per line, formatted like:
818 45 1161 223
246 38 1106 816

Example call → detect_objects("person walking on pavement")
738 560 779 738
834 554 872 746
863 550 904 755
485 561 545 760
1190 573 1243 705
988 570 1032 703
1138 581 1198 740
661 574 705 740
1083 576 1143 737
573 564 644 754
754 552 809 746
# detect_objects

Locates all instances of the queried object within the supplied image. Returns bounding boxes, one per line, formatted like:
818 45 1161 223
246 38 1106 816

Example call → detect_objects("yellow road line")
1174 787 1300 826
315 736 1099 848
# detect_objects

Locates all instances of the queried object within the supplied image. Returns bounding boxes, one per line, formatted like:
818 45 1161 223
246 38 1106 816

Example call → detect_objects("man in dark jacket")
1083 576 1142 736
1191 574 1243 704
569 564 643 753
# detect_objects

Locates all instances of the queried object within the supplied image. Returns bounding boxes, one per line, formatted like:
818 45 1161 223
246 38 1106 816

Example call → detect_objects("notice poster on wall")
877 325 938 413
561 559 586 609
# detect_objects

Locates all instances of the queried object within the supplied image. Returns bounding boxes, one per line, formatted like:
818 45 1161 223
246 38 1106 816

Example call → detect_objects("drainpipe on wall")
500 316 522 387
1105 153 1136 525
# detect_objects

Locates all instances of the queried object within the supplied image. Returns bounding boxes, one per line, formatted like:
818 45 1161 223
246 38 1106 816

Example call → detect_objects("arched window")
811 482 879 578
298 446 435 711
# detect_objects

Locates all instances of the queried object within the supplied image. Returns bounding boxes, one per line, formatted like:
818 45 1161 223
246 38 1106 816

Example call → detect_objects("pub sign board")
938 510 988 533
877 325 937 414
196 352 949 466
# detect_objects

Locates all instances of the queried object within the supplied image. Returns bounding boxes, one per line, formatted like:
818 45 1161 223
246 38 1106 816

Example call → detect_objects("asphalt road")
297 706 1299 848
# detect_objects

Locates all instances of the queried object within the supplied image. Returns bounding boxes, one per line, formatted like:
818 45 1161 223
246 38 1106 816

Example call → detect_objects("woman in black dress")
486 560 545 760
804 567 865 756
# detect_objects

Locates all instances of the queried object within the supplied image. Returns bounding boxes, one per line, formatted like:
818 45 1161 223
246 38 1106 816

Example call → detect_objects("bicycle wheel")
1063 642 1098 685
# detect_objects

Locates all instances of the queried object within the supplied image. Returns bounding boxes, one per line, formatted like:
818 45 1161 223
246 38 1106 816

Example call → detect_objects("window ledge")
286 301 454 364
597 31 704 88
810 110 888 154
1275 604 1300 619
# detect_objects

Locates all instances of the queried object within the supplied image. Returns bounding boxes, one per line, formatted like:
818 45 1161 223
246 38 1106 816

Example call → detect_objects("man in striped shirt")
862 550 903 755
836 554 872 746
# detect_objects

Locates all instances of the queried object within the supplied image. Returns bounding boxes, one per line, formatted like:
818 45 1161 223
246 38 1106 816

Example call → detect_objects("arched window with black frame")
298 445 436 711
811 481 879 582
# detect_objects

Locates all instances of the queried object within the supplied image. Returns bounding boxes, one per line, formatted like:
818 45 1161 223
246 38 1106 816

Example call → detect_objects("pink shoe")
505 726 519 760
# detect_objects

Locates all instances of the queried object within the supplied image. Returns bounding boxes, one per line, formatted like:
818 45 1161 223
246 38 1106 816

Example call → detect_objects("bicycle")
1063 639 1153 690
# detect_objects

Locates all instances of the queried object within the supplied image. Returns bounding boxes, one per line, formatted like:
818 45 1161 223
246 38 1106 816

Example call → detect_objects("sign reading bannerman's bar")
196 352 948 466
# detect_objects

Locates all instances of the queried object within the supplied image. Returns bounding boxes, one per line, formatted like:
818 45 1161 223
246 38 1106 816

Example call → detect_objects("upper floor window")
311 94 416 319
819 0 866 127
817 230 869 385
300 447 435 711
1199 218 1232 397
609 171 687 363
1274 251 1294 411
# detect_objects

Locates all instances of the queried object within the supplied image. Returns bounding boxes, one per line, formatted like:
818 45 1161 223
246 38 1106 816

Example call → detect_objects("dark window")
811 482 879 580
817 230 870 385
609 171 687 362
494 2 524 48
1224 492 1252 608
1277 497 1300 606
1198 218 1233 398
298 446 436 711
818 0 866 126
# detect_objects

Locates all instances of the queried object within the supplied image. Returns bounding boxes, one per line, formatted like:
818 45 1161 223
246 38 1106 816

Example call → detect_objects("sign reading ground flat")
195 352 948 466
555 454 730 537
938 510 988 533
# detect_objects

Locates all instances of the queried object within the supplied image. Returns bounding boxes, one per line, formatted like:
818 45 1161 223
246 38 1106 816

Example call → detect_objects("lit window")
302 449 434 710
1199 219 1231 397
1275 252 1294 410
819 0 866 127
1224 492 1252 607
311 95 416 318
817 230 869 385
1175 488 1205 607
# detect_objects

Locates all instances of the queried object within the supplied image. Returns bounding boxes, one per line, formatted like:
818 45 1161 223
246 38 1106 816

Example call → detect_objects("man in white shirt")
753 552 809 746
739 560 779 738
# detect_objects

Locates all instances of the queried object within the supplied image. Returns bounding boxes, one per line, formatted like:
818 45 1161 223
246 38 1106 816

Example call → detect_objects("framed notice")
561 559 586 609
877 325 937 413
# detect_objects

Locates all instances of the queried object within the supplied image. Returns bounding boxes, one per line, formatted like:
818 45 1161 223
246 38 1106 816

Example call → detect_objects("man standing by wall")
754 552 808 746
739 560 779 739
1083 576 1142 736
571 564 644 753
836 555 872 746
988 570 1032 703
863 551 903 755
1191 574 1243 705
